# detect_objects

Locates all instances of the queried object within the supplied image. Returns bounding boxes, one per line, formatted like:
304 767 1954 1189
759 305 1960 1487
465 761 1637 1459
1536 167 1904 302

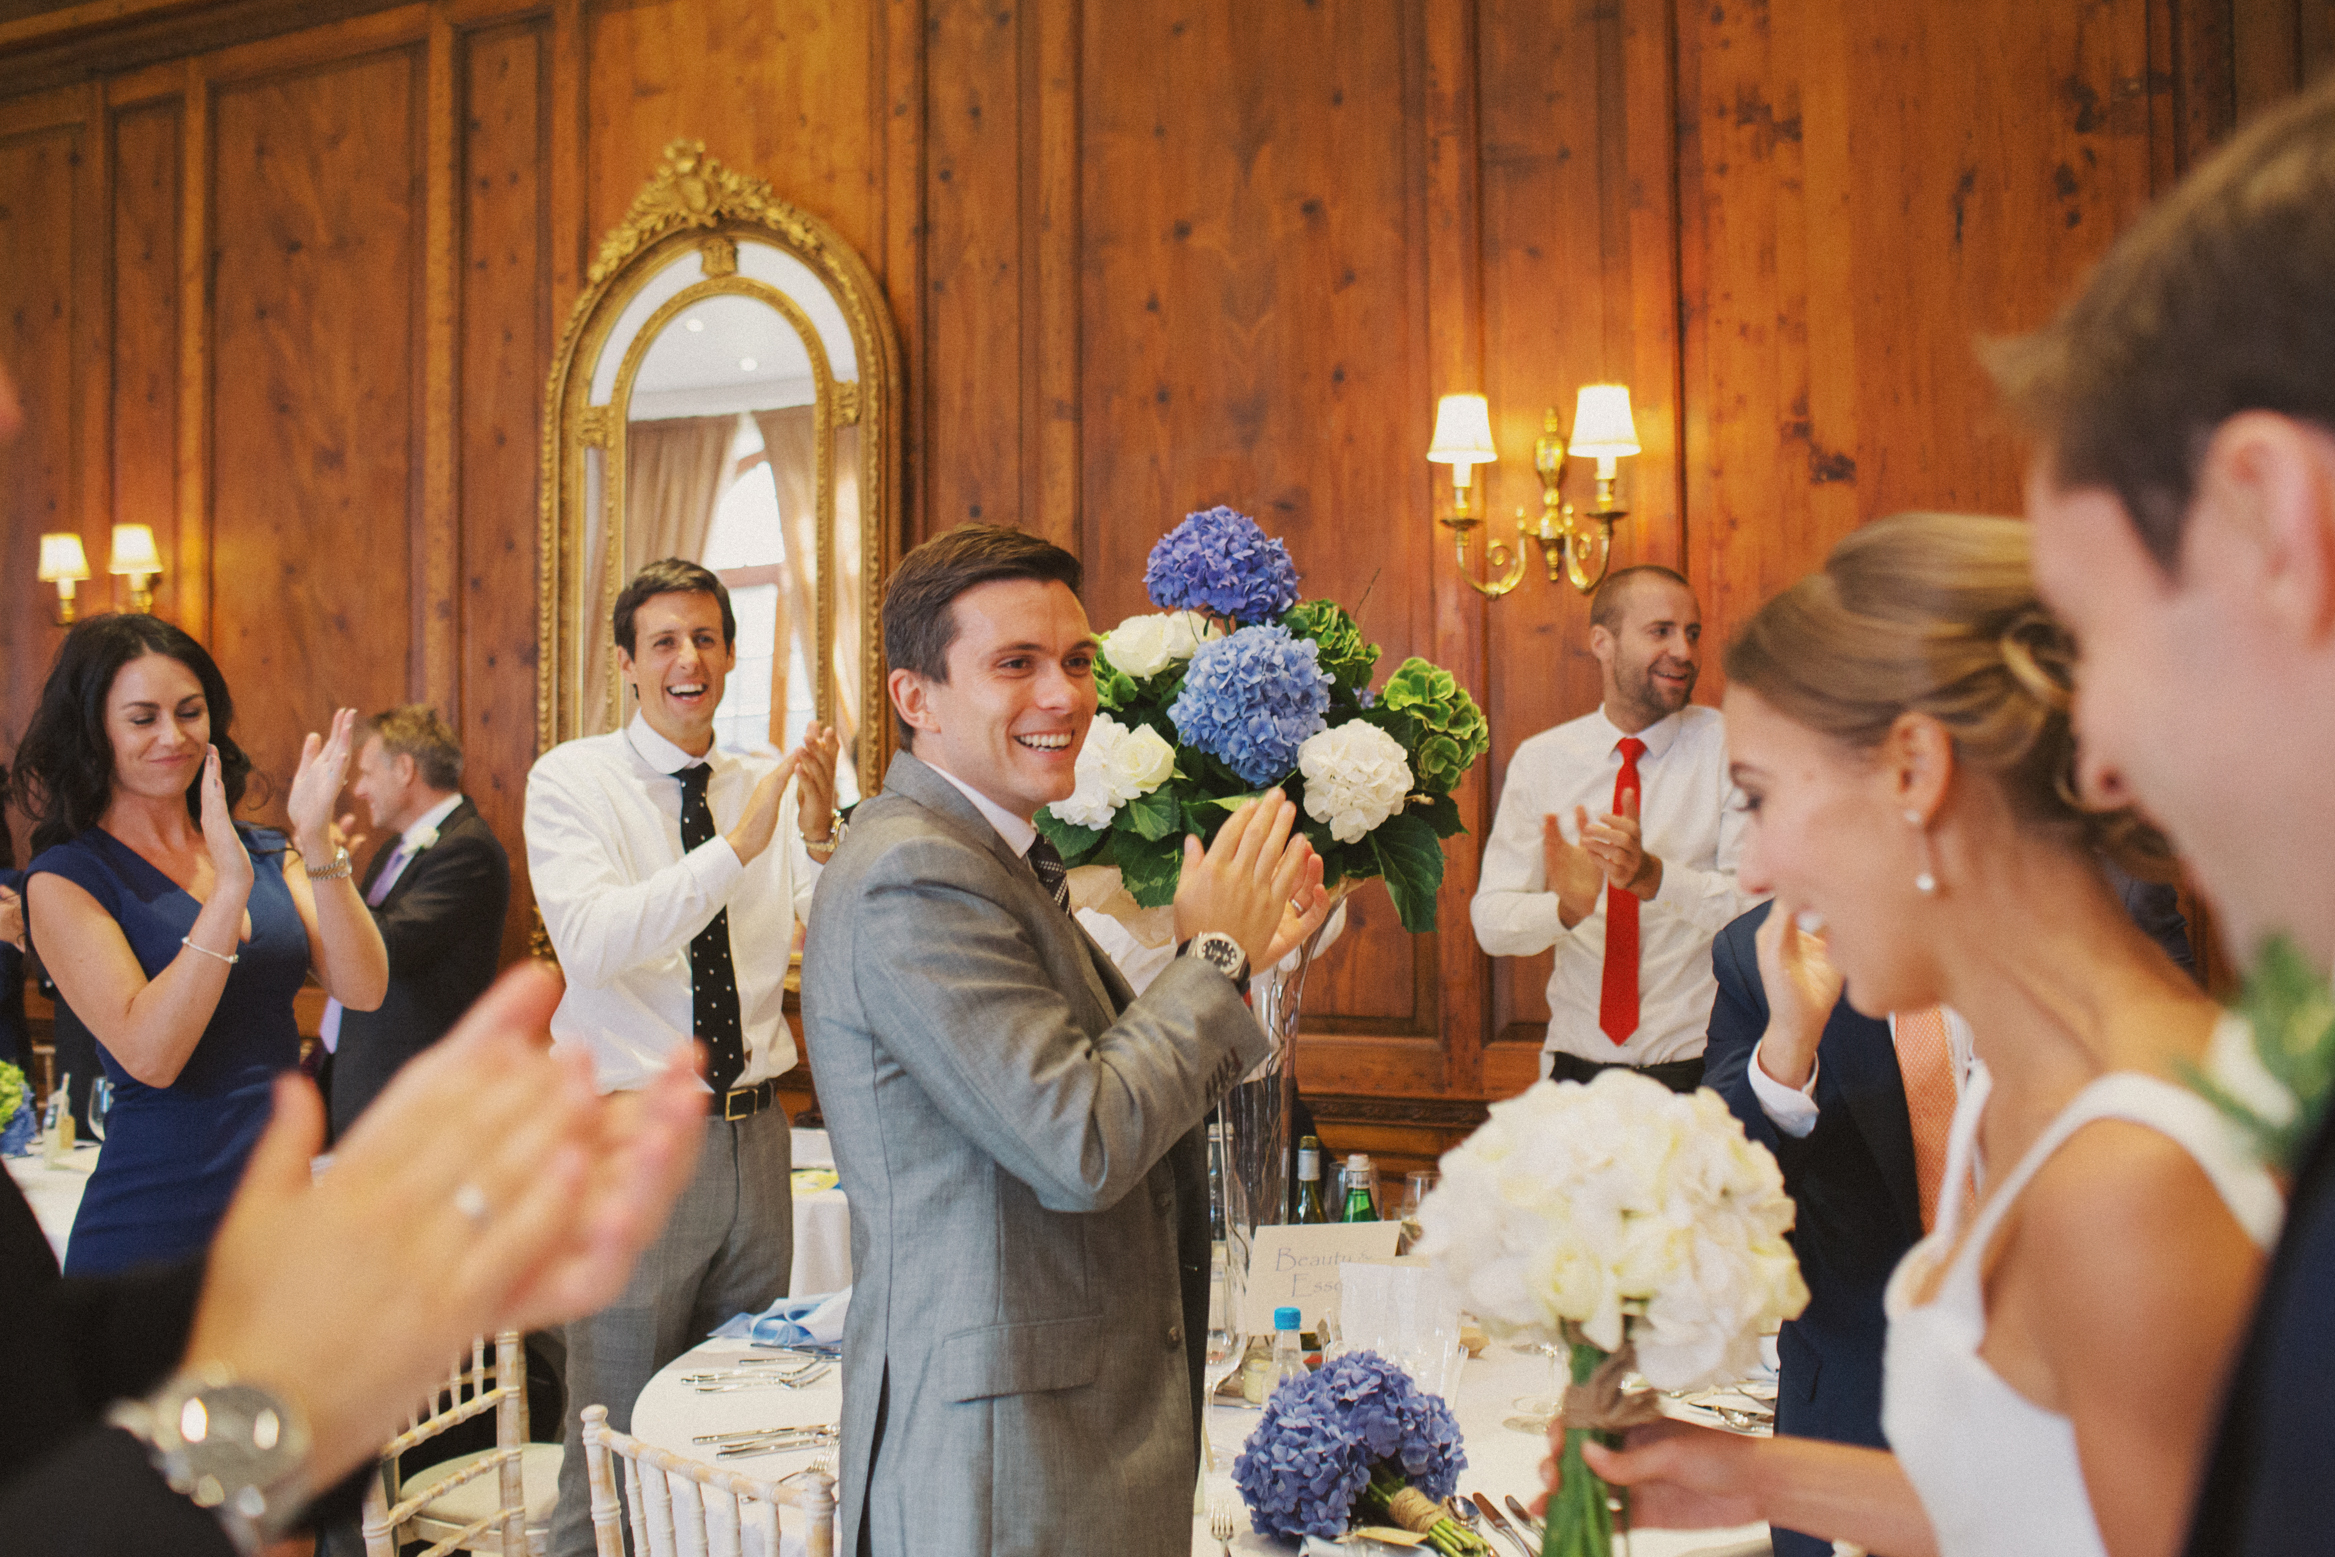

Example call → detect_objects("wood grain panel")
0 115 81 865
206 47 421 819
582 0 881 284
111 99 178 595
919 0 1020 534
1676 0 2159 696
1079 0 1436 1030
460 18 546 967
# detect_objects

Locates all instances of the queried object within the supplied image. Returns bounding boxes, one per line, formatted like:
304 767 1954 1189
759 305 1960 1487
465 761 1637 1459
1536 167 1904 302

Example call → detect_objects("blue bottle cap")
1274 1306 1302 1332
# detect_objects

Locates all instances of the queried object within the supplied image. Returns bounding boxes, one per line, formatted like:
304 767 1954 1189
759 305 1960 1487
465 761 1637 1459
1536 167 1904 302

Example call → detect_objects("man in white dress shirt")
1471 566 1750 1090
525 558 839 1557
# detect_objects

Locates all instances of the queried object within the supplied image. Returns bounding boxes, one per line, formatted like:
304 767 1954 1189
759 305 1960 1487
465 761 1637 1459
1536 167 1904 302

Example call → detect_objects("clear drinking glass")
87 1076 112 1143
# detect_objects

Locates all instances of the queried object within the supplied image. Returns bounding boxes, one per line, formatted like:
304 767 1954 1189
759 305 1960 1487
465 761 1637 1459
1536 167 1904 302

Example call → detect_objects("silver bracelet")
181 935 240 967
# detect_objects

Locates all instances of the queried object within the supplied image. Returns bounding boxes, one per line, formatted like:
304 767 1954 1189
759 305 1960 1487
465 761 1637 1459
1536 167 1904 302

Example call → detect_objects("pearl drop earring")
1905 808 1937 894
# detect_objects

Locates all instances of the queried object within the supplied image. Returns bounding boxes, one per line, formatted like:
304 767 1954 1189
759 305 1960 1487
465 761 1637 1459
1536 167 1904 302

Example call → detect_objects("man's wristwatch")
803 808 846 862
108 1365 312 1555
1180 931 1251 995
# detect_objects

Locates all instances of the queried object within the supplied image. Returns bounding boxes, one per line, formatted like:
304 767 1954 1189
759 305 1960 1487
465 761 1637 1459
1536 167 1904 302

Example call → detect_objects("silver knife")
1504 1495 1546 1541
1471 1492 1536 1557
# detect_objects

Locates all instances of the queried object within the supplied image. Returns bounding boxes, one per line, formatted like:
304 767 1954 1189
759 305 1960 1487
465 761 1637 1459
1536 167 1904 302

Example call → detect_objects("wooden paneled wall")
2 0 2326 1173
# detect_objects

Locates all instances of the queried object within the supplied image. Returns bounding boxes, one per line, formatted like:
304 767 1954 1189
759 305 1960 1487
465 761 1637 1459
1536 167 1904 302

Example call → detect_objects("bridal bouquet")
1233 1350 1489 1553
1037 505 1489 932
1416 1071 1809 1557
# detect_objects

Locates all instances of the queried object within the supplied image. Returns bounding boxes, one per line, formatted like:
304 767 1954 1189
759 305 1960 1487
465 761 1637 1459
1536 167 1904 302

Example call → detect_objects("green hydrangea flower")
1375 658 1491 793
0 1061 24 1131
1282 599 1380 691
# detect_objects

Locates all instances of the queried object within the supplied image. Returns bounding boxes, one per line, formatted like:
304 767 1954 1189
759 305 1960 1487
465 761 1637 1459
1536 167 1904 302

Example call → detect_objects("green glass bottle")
1340 1152 1378 1222
1293 1136 1330 1224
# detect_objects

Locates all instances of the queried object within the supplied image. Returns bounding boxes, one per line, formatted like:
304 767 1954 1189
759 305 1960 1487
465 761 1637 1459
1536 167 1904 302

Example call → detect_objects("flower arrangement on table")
1231 1349 1490 1553
1036 505 1490 933
1416 1070 1809 1557
0 1061 31 1157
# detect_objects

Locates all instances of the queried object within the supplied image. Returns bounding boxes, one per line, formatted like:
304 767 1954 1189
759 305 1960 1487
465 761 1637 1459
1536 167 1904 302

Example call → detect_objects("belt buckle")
723 1084 759 1121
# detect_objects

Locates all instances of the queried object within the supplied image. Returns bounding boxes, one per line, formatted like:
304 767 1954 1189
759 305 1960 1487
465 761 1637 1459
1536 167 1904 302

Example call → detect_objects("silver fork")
1208 1498 1235 1555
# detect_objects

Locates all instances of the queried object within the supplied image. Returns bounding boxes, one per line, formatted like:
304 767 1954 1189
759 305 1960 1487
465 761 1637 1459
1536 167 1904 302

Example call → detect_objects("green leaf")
1414 790 1466 839
1368 812 1447 933
1117 830 1185 908
1119 786 1182 842
2182 934 2335 1174
1033 807 1107 863
1090 646 1140 710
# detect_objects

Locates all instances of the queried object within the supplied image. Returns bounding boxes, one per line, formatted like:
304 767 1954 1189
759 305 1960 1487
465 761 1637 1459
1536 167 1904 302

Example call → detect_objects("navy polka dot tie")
678 764 746 1095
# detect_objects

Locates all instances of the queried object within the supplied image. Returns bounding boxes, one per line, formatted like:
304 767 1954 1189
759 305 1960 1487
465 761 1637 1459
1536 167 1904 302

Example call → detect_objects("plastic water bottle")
1271 1306 1308 1389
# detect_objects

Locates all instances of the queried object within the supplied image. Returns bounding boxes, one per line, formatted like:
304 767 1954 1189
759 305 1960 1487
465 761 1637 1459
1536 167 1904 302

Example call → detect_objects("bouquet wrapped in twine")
1416 1070 1809 1557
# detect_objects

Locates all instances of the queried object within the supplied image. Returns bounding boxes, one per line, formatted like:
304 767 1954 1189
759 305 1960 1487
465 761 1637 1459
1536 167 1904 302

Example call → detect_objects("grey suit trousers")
548 1108 793 1557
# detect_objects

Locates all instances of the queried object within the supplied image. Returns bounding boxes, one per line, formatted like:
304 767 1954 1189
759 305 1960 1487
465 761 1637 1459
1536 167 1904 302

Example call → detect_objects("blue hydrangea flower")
1170 626 1331 786
1144 506 1301 624
1231 1350 1468 1541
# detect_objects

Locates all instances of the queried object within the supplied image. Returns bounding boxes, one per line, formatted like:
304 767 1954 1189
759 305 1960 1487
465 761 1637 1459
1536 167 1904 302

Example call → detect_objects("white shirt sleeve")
525 758 745 990
1649 784 1752 935
1747 1037 1822 1138
1471 762 1570 956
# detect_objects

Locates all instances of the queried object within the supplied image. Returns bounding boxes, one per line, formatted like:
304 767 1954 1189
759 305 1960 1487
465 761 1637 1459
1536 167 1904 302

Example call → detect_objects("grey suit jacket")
803 751 1267 1557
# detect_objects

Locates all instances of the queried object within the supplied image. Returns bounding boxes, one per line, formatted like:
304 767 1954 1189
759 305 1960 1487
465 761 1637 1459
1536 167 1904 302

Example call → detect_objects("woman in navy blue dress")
15 615 388 1275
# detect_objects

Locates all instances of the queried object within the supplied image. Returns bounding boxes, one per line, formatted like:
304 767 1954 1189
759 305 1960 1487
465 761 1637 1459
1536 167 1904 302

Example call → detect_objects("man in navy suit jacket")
1998 76 2335 1557
1705 878 2192 1557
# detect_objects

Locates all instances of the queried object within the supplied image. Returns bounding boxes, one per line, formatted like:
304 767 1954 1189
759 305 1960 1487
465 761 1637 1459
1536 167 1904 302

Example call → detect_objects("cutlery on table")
1470 1492 1537 1557
690 1363 833 1393
1503 1494 1545 1540
1209 1497 1236 1555
693 1423 839 1445
713 1429 838 1459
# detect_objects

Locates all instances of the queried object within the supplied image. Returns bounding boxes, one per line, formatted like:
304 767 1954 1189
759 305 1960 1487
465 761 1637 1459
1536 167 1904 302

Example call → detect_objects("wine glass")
87 1076 112 1144
1504 1337 1567 1435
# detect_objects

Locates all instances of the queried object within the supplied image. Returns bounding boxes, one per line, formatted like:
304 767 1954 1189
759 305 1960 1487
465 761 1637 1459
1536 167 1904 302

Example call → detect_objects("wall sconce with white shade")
1530 383 1642 594
1427 393 1527 597
111 523 163 614
38 532 90 624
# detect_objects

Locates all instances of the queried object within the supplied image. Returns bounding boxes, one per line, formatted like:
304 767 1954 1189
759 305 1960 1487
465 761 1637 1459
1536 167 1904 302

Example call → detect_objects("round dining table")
631 1334 1771 1556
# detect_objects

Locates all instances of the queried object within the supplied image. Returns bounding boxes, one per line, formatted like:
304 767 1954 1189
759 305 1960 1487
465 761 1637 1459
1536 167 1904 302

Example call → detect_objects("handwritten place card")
1239 1222 1404 1334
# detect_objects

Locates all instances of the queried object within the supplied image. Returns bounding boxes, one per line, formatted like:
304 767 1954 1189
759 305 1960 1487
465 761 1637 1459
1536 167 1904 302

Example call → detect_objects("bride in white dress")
1566 513 2278 1557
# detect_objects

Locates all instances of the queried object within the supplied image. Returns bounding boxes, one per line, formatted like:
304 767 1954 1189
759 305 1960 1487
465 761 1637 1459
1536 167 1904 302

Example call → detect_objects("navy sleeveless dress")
27 824 310 1276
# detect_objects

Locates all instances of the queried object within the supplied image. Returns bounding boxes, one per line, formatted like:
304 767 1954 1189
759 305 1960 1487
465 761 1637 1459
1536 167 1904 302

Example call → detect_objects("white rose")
1052 715 1131 829
1104 721 1177 795
1049 714 1179 831
1100 610 1221 678
1296 720 1414 844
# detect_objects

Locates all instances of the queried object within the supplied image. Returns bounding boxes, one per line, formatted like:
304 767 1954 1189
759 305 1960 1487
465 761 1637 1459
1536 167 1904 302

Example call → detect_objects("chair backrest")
580 1403 836 1557
363 1331 532 1557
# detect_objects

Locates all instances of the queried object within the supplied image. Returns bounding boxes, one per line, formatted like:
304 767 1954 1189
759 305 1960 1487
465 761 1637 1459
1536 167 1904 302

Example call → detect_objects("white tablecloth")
7 1143 99 1262
633 1336 1769 1555
788 1128 851 1297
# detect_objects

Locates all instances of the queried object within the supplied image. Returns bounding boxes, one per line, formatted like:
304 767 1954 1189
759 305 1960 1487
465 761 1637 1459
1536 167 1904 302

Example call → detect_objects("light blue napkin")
712 1286 852 1347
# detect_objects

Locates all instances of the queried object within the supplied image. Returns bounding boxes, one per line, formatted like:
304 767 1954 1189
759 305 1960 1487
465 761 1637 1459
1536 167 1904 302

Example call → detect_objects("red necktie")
1598 737 1647 1045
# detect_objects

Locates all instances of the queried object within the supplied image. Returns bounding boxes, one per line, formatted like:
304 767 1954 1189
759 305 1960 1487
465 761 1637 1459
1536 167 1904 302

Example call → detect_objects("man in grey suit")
804 524 1327 1557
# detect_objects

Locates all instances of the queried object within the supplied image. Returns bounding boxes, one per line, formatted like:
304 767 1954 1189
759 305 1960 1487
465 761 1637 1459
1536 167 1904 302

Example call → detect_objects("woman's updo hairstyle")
1723 511 2172 880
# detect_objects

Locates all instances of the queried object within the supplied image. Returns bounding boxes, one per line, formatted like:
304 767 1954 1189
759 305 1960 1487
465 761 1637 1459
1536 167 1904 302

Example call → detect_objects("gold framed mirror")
538 140 901 807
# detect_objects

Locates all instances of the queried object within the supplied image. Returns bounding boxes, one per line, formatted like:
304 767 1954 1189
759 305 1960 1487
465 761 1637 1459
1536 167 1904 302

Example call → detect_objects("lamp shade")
1426 394 1498 465
110 523 162 576
38 532 90 583
1568 384 1641 458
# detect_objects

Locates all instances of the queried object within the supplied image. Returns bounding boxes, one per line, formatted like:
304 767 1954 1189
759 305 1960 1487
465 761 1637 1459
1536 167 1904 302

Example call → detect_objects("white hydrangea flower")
1295 720 1414 843
1414 1069 1809 1392
1100 610 1221 678
1050 714 1178 830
